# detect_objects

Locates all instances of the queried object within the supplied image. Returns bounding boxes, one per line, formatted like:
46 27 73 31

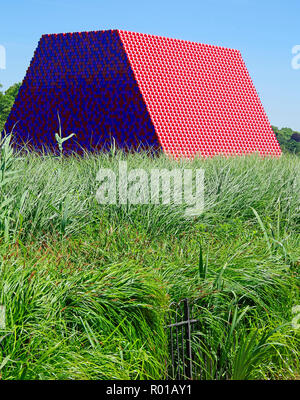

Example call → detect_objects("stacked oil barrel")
5 29 281 157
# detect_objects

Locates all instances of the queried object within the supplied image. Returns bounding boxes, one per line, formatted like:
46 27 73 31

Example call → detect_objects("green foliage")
0 143 298 380
272 125 300 155
0 83 21 132
0 82 299 379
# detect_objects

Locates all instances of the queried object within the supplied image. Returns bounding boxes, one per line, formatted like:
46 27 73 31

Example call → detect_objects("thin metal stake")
183 298 193 379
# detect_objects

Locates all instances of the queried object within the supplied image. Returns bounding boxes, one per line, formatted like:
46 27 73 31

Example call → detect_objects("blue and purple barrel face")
5 30 159 154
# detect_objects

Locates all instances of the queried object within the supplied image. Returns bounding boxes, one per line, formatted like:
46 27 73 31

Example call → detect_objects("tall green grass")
0 136 299 379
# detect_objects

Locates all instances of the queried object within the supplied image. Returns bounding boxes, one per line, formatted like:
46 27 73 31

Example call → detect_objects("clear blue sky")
0 0 299 130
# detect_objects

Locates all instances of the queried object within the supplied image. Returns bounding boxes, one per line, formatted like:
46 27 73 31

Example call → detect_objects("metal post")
183 298 193 379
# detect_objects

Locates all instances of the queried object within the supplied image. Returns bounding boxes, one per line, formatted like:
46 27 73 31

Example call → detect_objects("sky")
0 0 299 131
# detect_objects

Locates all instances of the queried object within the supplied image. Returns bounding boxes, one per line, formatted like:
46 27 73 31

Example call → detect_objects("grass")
0 135 299 380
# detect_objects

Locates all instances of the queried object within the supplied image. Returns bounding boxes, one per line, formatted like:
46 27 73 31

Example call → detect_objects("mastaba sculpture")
5 29 281 158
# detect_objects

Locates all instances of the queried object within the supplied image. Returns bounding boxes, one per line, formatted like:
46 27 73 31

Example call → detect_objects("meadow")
0 133 299 380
